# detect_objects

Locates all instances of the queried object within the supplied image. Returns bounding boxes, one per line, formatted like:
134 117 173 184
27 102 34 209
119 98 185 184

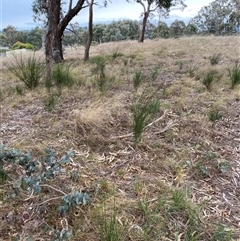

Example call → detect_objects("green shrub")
9 52 44 90
12 41 35 50
228 63 240 89
151 66 159 81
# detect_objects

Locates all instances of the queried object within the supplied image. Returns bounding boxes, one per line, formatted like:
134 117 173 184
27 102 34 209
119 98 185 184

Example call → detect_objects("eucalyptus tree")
169 19 186 37
184 23 198 36
127 0 186 42
101 20 140 42
93 24 107 43
32 0 86 63
84 0 109 61
150 21 169 39
84 0 94 61
32 0 87 85
190 0 240 35
2 25 19 47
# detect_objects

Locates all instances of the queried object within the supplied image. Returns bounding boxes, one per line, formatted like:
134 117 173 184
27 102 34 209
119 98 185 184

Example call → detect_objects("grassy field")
0 36 240 240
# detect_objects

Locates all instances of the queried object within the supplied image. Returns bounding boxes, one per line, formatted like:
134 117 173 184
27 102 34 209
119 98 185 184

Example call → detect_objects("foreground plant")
90 55 108 92
99 198 127 241
203 70 216 91
9 52 44 90
132 97 160 145
228 63 240 89
209 53 221 65
0 145 90 240
208 108 222 126
52 63 74 94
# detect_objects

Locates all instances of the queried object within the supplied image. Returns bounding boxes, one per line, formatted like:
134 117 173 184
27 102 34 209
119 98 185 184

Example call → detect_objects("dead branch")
153 121 179 135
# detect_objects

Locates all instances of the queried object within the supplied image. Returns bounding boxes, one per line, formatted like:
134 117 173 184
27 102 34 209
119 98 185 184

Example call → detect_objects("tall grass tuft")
133 71 143 90
99 199 127 241
228 63 240 89
208 108 222 127
203 70 216 91
52 63 74 95
9 52 44 90
90 55 107 92
187 63 197 78
111 49 124 60
209 53 221 65
132 98 160 145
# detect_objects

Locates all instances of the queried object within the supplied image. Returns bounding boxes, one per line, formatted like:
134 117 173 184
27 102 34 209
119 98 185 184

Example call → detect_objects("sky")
0 0 213 31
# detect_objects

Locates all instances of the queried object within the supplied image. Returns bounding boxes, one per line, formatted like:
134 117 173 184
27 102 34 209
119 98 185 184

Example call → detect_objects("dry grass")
0 36 240 240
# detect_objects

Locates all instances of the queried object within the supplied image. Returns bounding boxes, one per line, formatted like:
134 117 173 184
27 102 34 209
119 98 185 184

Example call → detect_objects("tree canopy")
128 0 186 42
190 0 240 35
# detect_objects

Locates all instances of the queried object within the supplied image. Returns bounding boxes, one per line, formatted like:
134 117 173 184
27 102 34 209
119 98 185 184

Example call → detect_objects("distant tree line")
0 0 238 51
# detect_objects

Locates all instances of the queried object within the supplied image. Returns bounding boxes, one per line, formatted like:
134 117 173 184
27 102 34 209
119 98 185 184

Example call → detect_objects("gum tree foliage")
102 20 140 42
63 23 88 46
190 0 240 35
93 24 107 43
62 20 139 45
2 25 19 47
150 21 170 39
22 27 45 49
184 23 198 35
127 0 186 42
169 19 186 37
1 26 45 49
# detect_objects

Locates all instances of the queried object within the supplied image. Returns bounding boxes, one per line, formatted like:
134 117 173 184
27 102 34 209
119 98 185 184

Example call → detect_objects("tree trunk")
139 12 149 42
84 0 94 62
44 0 86 64
45 0 60 85
52 30 63 63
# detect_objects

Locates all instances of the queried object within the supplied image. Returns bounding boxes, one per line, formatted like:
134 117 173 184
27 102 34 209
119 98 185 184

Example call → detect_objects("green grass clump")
9 52 44 90
111 49 124 60
228 63 240 89
44 94 57 111
52 63 74 94
203 70 216 90
133 70 143 90
132 98 160 145
187 63 197 78
99 199 127 241
208 108 222 126
210 224 233 241
90 55 108 92
209 53 221 65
